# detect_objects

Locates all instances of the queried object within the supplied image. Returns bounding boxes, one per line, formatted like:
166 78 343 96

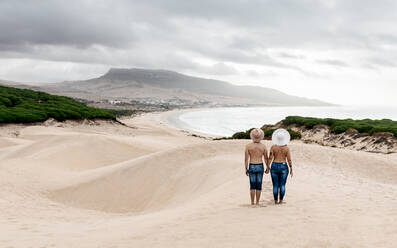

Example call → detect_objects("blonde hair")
250 128 264 143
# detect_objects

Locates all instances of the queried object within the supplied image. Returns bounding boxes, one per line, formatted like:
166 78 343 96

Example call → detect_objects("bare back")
269 145 292 165
245 142 268 164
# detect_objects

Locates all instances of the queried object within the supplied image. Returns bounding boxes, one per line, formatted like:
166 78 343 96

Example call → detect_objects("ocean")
168 106 397 137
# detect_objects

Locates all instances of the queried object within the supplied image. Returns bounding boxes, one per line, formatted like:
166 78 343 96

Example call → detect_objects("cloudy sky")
1 0 397 106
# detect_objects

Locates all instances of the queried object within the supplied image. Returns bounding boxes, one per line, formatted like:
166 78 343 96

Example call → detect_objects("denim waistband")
272 162 287 165
249 163 264 166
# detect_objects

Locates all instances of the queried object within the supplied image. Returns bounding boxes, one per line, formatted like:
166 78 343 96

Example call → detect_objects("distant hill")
0 85 115 123
100 68 330 105
44 68 333 107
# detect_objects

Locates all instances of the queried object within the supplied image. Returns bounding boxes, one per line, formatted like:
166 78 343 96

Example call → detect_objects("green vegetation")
216 115 397 141
0 85 116 123
282 116 397 137
215 127 301 141
104 109 151 117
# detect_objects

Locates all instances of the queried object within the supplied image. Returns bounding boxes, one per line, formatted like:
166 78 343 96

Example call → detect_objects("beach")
0 111 397 248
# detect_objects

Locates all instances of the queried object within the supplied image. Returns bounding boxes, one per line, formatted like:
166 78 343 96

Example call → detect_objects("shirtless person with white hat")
267 128 293 205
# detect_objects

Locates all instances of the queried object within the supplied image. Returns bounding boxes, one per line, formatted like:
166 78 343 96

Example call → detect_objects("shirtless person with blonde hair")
244 128 269 205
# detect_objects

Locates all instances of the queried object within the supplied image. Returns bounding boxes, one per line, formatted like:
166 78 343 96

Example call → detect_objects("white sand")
0 112 396 247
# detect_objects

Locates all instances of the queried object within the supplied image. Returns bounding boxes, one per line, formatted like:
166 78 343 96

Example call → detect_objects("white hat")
272 128 290 146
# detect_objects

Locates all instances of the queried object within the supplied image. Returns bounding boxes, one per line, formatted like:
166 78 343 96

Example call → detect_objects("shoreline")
160 105 397 136
160 108 224 138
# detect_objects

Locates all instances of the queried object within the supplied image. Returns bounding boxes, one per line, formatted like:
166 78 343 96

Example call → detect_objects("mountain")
43 68 332 107
103 68 332 105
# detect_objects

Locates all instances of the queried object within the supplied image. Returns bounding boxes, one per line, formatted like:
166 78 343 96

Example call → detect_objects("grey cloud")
1 0 397 77
277 52 306 59
367 57 396 67
0 0 137 49
377 34 397 44
246 70 278 78
135 0 397 49
361 63 380 71
316 59 349 67
198 62 238 76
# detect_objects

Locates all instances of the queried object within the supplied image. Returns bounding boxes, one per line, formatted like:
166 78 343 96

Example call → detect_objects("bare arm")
244 146 249 176
263 147 269 165
286 147 293 177
263 146 269 173
267 146 274 170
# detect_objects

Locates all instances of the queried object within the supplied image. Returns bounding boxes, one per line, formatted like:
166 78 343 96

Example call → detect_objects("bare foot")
279 200 286 204
274 201 279 205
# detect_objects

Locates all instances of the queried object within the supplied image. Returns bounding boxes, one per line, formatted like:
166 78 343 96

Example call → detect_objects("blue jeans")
270 162 289 201
249 163 264 190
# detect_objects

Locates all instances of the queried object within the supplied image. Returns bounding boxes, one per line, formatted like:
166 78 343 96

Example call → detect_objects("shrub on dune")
282 116 397 137
0 85 116 123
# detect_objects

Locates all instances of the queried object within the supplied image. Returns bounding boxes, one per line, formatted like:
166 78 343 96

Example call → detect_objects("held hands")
265 168 270 174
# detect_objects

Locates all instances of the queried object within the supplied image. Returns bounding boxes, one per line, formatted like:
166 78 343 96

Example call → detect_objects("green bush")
232 131 251 139
103 109 146 117
287 128 302 139
331 125 349 134
261 127 275 138
282 116 397 137
0 85 116 123
225 127 301 141
224 115 397 140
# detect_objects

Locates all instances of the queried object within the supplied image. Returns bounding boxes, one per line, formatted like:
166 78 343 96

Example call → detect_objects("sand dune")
49 142 241 213
0 111 396 247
